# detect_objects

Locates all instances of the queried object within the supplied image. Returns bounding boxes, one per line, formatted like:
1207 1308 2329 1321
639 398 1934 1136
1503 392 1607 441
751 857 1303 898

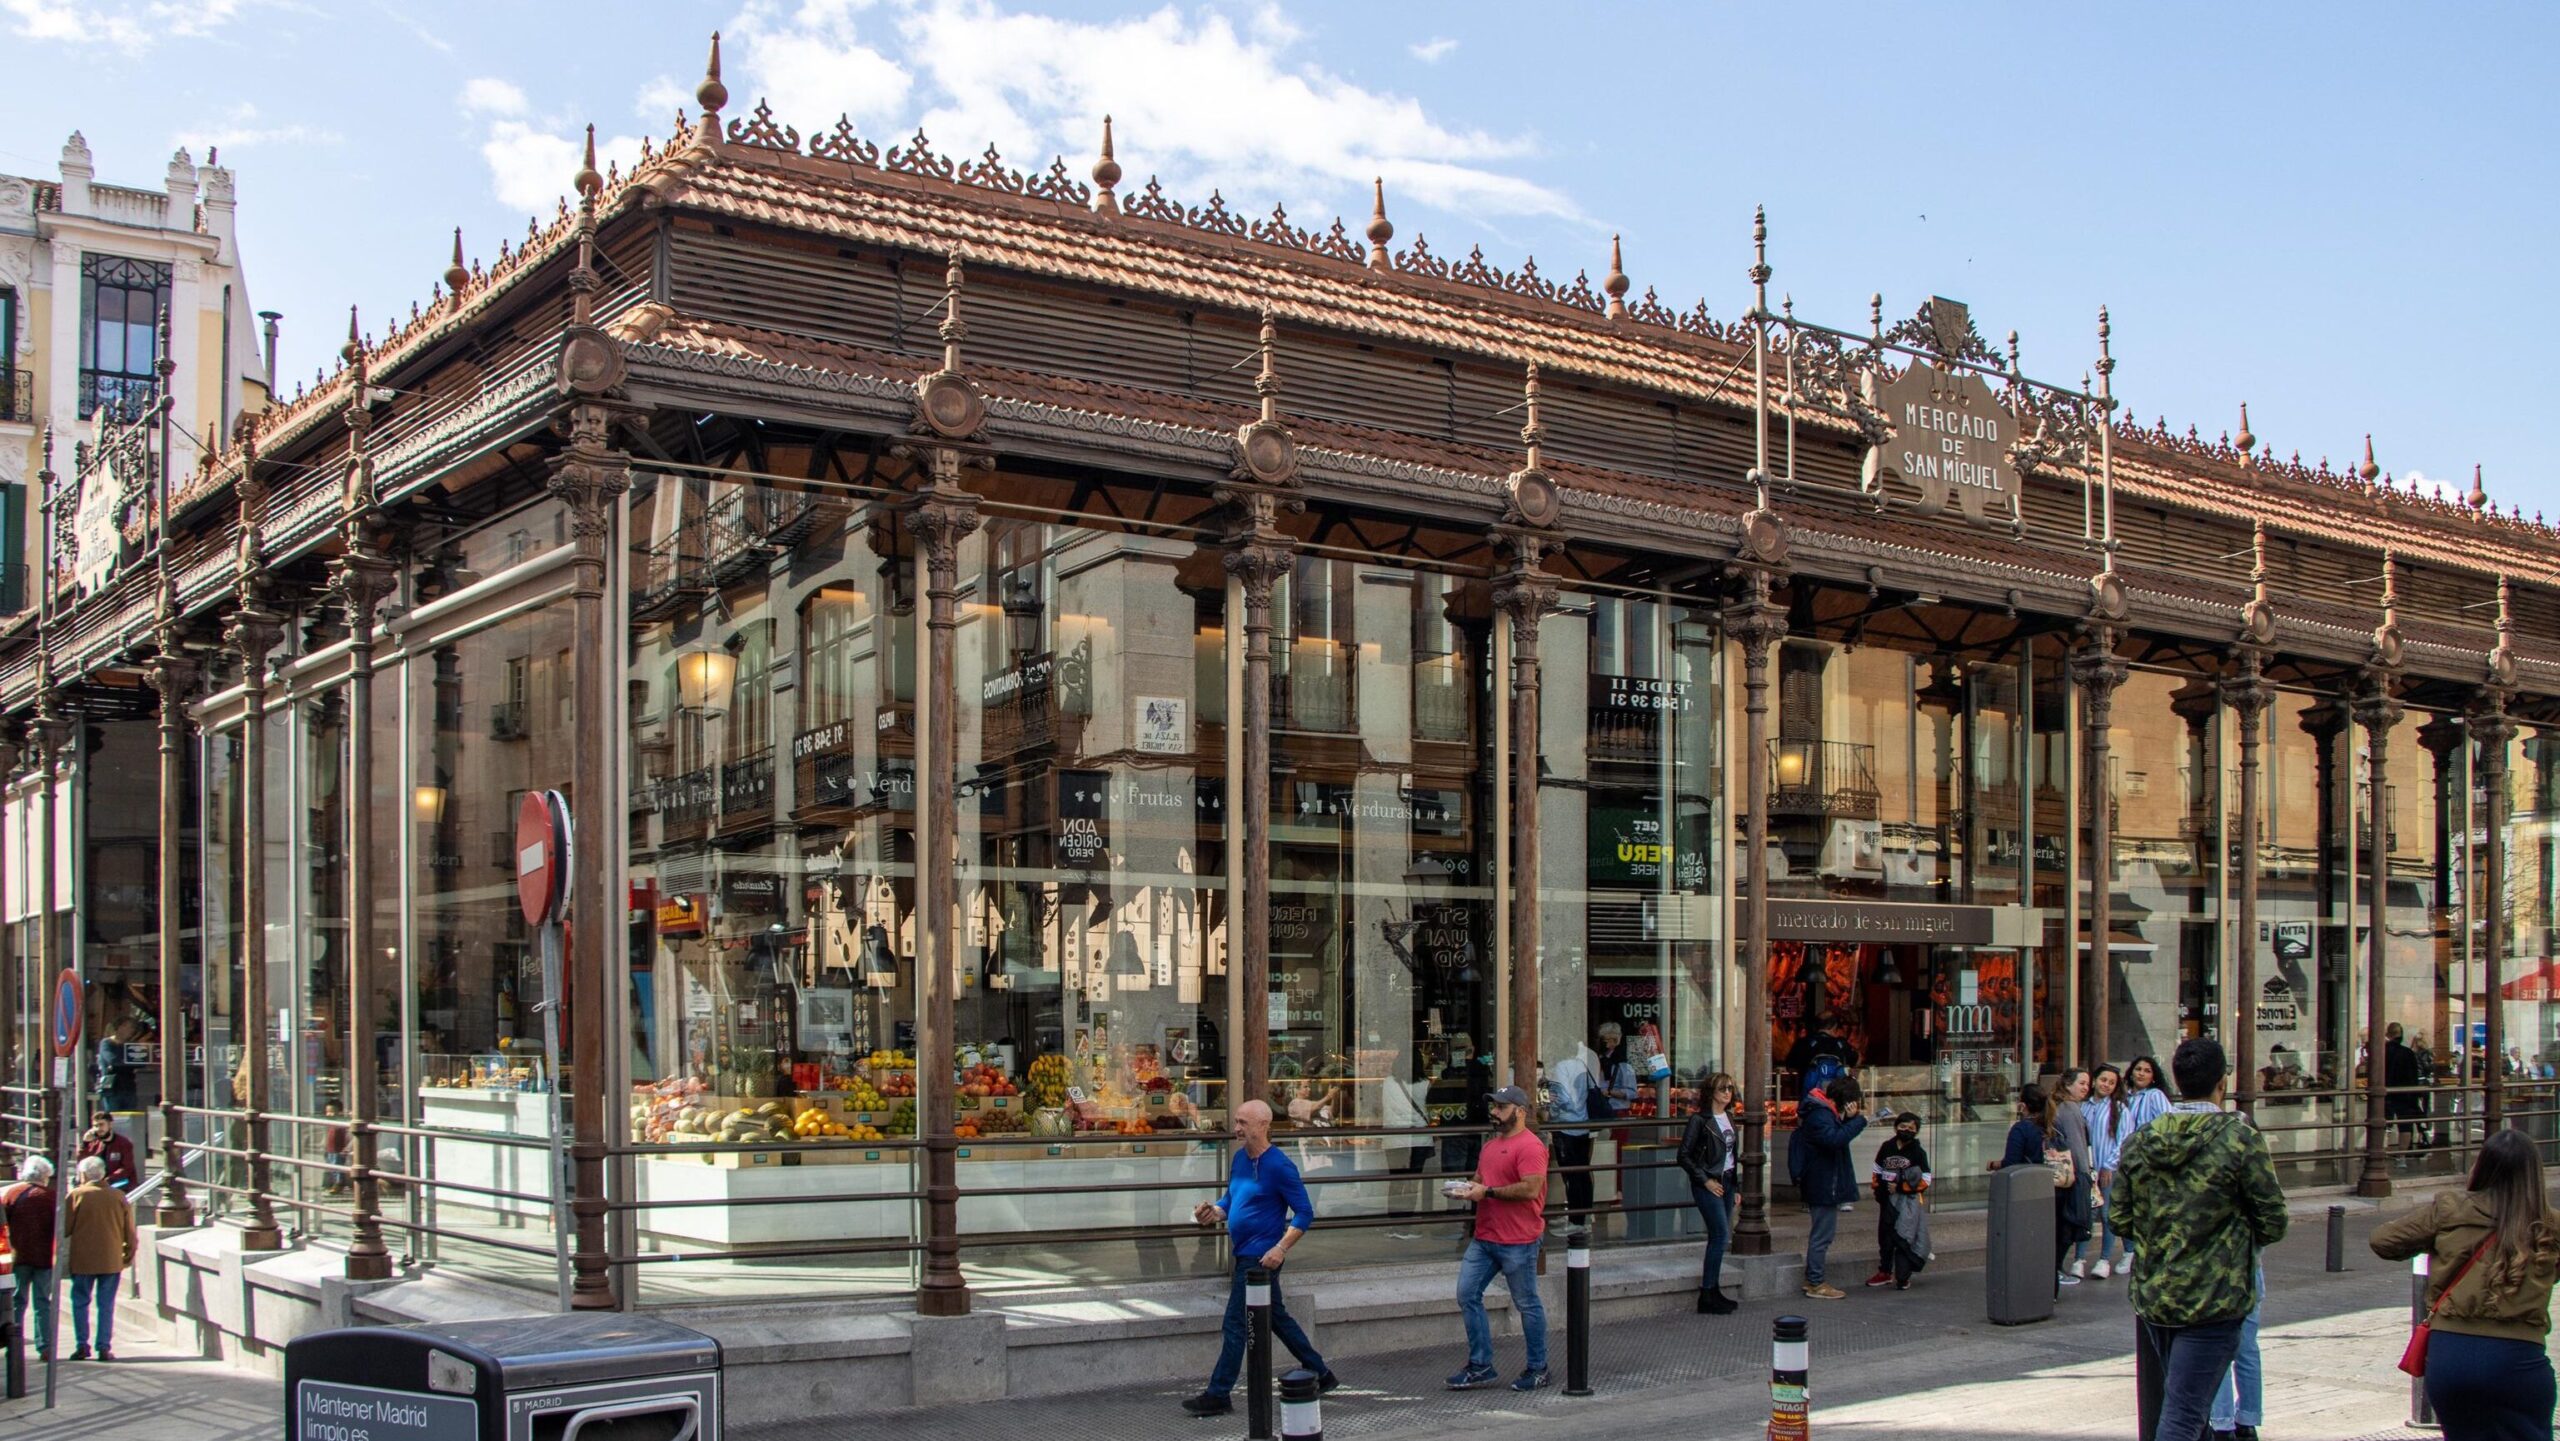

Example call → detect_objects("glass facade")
0 481 2541 1306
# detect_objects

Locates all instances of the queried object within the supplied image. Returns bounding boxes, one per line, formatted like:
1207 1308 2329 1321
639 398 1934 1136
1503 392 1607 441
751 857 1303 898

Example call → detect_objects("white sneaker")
2123 1254 2137 1277
2068 1259 2086 1279
2057 1270 2082 1286
2091 1259 2112 1280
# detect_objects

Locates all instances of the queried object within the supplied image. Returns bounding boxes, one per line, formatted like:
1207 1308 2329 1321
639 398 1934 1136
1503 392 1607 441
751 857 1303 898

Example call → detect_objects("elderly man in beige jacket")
64 1154 136 1361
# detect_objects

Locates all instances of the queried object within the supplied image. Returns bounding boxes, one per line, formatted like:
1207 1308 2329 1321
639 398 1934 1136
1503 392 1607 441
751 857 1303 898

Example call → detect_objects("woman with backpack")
2371 1128 2559 1440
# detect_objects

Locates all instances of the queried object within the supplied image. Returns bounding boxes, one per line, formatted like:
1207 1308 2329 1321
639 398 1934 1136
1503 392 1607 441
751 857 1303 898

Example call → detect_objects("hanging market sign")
1767 899 1995 945
1057 768 1110 868
1863 360 2024 529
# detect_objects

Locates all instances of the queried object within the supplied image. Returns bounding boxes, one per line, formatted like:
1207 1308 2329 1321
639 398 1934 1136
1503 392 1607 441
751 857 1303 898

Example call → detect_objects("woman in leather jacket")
1679 1072 1742 1314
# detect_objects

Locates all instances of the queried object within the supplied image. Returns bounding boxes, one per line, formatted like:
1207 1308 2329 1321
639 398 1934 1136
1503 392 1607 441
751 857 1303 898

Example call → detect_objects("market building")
1 43 2557 1393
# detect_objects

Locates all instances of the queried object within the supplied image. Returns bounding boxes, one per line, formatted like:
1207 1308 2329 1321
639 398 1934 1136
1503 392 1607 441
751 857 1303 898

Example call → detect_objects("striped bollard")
1279 1367 1323 1441
1769 1314 1810 1441
2409 1255 2434 1428
1247 1267 1274 1440
1564 1227 1593 1396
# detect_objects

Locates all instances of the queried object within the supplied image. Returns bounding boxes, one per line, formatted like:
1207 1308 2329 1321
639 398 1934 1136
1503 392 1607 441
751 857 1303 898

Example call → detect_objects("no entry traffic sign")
516 789 572 927
52 967 81 1057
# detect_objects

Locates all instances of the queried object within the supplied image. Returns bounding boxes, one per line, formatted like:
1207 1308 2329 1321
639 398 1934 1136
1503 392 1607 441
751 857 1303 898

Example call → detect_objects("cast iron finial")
575 124 603 199
2235 402 2255 459
2094 305 2114 380
1365 178 1393 272
941 252 968 373
1602 235 1629 318
1254 309 1281 422
2467 464 2488 510
698 32 729 117
1749 205 1770 301
342 304 362 365
2251 518 2268 591
444 228 468 293
2359 434 2380 483
1520 361 1544 470
1091 115 1121 214
2006 329 2020 376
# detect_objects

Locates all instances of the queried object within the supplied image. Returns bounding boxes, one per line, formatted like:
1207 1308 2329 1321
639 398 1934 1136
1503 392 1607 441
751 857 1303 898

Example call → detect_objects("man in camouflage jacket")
2115 1037 2287 1441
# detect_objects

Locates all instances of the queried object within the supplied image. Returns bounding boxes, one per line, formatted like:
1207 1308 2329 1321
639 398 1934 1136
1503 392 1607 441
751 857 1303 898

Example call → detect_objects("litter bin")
286 1314 720 1441
1985 1162 2057 1326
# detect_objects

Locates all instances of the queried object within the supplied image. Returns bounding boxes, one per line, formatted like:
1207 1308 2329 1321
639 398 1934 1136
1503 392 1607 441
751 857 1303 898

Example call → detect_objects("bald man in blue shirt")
1181 1099 1341 1417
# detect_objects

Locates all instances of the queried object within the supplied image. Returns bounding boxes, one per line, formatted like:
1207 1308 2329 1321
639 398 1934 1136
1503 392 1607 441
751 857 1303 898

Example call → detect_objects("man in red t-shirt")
1445 1085 1551 1392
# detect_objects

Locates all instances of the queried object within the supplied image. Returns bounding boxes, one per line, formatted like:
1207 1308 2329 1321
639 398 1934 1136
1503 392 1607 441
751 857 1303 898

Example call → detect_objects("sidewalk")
744 1205 2459 1441
2 1204 2501 1440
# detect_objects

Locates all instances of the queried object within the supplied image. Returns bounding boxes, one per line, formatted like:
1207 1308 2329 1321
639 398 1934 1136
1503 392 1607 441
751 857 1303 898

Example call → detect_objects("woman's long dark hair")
2020 1082 2054 1134
2126 1055 2165 1095
2467 1128 2560 1303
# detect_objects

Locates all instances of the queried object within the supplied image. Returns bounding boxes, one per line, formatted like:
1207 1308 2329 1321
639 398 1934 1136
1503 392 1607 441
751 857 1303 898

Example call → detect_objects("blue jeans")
2426 1330 2557 1441
1206 1259 1323 1397
10 1263 55 1357
2075 1179 2124 1266
1804 1202 1838 1285
70 1272 120 1353
1692 1184 1735 1291
2210 1265 2265 1430
1456 1239 1546 1372
2135 1315 2245 1441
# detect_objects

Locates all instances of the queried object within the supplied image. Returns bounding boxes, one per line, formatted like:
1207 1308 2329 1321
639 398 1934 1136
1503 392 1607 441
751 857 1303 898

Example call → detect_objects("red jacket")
3 1180 56 1267
77 1130 141 1190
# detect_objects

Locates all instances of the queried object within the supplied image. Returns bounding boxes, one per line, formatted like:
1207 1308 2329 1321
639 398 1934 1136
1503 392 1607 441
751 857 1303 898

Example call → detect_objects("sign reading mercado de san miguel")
1859 301 2028 531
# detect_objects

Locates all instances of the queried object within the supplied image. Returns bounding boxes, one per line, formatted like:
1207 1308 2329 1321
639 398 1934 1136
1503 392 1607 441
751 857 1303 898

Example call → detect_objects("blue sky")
8 1 2555 515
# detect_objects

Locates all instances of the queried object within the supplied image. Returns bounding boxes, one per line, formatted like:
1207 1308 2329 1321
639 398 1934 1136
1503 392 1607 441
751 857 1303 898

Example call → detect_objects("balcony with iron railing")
79 371 156 424
1769 738 1880 820
490 701 529 740
1 369 31 424
1277 639 1354 733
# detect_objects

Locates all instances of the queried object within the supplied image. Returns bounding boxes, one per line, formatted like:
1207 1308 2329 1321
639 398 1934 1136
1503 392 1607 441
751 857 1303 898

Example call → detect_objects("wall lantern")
675 648 739 713
412 784 448 825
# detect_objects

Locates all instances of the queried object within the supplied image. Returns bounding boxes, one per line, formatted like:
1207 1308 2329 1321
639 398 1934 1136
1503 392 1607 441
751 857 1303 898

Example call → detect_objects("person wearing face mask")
1867 1111 1933 1290
1181 1099 1339 1417
1445 1086 1553 1393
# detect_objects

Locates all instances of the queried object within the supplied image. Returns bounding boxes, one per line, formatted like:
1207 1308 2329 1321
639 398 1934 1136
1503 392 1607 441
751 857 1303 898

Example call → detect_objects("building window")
80 255 172 422
0 288 27 423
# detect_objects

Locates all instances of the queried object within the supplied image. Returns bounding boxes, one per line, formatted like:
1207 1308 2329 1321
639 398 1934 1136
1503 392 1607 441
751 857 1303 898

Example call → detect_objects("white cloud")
478 121 648 215
174 104 343 155
1408 36 1456 63
634 74 695 126
728 0 914 130
849 0 1566 222
2401 470 2465 505
461 77 531 118
4 0 247 50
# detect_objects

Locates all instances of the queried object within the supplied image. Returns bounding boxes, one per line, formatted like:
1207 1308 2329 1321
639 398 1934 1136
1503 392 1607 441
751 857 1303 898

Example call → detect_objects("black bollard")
1564 1227 1592 1397
2409 1256 2435 1428
1279 1367 1323 1441
2326 1204 2345 1272
1769 1314 1810 1441
2 1302 21 1401
1246 1267 1274 1441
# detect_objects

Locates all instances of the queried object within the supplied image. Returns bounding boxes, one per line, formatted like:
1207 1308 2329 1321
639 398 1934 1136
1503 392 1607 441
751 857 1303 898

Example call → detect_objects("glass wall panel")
409 592 577 1283
2100 670 2223 1066
1541 589 1719 1237
2504 729 2560 1158
623 465 917 1300
2365 706 2459 1174
949 513 1233 1286
200 727 245 1216
1262 551 1490 1264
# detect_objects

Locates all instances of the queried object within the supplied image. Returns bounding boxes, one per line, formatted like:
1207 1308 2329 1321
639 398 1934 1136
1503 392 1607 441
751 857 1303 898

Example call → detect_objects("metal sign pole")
539 915 572 1312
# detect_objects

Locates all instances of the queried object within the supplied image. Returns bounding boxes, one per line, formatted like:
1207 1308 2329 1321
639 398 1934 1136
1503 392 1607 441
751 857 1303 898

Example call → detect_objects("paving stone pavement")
7 1206 2536 1440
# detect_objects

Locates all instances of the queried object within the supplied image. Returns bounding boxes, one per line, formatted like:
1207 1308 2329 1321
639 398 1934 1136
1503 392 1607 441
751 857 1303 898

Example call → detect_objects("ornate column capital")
1721 569 1789 657
2069 627 2129 729
2350 669 2403 739
2217 649 2275 721
1491 537 1559 665
1220 486 1297 608
907 486 983 581
547 401 633 543
2470 698 2519 766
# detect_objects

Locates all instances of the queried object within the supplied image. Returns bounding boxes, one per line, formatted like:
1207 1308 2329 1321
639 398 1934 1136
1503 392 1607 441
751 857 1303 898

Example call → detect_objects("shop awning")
2500 960 2560 1001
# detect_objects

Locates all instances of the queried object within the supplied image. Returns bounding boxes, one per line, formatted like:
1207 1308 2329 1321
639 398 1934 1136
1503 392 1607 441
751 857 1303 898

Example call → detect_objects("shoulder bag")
2399 1235 2496 1377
